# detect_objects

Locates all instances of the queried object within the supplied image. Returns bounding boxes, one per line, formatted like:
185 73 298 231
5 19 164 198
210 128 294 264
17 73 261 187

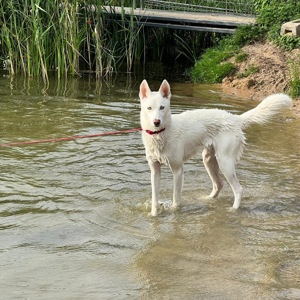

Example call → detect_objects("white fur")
139 79 292 216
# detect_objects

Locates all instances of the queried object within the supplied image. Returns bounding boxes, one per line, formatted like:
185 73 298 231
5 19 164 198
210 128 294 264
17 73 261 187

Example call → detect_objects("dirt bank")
222 42 300 116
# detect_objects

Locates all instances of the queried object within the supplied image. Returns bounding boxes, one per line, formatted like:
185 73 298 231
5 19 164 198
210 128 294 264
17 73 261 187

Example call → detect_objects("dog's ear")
139 80 151 100
159 80 171 100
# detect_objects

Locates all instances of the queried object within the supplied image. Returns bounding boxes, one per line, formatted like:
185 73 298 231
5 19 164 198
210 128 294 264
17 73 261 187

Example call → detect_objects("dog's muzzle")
153 119 161 127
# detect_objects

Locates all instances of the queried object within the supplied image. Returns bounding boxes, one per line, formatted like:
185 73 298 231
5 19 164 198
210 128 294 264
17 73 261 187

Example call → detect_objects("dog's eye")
160 106 165 110
147 107 152 110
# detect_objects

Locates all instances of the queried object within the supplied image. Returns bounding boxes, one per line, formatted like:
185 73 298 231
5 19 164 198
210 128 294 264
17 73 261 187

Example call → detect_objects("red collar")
145 128 165 135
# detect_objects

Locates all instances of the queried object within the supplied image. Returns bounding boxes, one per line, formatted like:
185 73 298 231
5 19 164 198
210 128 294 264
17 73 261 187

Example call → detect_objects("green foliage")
253 0 272 12
289 76 300 98
237 65 259 78
267 23 300 51
1 0 300 85
273 34 300 51
235 51 248 63
191 60 236 84
257 1 300 29
0 0 144 82
231 25 266 47
191 0 300 83
257 0 300 50
191 24 260 83
288 57 300 98
191 44 237 83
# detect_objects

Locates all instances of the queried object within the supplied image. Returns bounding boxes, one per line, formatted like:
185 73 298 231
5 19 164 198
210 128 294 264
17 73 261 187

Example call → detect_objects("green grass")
236 65 259 78
288 57 300 98
235 51 248 63
190 22 267 84
191 0 300 84
191 45 237 83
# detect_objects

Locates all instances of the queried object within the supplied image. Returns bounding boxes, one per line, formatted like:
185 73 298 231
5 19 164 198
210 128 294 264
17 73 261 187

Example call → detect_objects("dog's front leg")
149 160 161 216
172 165 184 210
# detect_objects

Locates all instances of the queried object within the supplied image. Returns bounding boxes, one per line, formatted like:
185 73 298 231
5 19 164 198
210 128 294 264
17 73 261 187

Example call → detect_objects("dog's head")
139 79 171 132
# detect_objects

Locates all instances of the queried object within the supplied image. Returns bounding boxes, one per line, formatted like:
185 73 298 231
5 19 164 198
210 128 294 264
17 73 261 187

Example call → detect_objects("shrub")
257 1 300 29
257 0 300 50
231 25 266 47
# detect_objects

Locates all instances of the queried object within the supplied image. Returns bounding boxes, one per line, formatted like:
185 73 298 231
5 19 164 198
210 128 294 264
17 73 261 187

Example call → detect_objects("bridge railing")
136 0 255 16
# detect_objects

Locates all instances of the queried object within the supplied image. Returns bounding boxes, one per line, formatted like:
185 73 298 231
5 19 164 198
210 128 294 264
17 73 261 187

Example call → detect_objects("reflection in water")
0 74 299 299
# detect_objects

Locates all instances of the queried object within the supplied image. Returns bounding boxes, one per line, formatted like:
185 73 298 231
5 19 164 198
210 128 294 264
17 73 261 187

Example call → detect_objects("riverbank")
222 42 300 117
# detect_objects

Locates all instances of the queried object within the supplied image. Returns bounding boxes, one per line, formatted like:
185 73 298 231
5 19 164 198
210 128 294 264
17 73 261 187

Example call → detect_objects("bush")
257 0 300 50
257 1 300 29
231 25 266 47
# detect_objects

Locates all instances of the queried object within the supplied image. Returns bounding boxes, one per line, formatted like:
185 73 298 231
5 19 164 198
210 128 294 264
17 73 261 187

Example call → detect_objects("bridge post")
133 0 136 9
141 0 145 9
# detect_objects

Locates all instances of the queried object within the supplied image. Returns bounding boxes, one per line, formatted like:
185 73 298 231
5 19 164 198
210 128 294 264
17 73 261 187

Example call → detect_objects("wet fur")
139 79 292 216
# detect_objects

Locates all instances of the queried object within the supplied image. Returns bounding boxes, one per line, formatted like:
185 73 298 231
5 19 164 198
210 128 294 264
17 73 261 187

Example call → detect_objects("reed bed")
0 0 142 83
0 0 253 83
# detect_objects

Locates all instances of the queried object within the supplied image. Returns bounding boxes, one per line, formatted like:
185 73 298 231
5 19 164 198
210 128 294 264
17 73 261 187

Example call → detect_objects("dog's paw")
170 203 180 212
148 212 157 217
228 206 238 212
148 211 158 217
148 202 167 216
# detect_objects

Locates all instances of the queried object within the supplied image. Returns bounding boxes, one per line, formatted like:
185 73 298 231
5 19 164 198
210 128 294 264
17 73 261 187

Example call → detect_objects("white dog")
139 79 292 216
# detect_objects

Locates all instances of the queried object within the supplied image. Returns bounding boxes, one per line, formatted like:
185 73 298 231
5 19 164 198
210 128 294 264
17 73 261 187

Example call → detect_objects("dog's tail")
239 93 292 128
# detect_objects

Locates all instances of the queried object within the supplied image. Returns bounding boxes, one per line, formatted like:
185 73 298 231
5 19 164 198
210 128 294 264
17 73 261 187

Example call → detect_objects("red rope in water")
0 128 142 147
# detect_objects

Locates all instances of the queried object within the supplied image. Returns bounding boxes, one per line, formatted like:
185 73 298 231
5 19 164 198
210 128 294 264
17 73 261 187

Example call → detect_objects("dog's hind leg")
217 157 243 209
202 146 223 198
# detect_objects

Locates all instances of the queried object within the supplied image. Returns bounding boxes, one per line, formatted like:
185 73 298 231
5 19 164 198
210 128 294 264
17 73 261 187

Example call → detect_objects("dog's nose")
153 119 161 127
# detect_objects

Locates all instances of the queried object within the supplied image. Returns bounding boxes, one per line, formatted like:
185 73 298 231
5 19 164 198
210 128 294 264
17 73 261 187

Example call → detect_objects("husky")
139 79 292 216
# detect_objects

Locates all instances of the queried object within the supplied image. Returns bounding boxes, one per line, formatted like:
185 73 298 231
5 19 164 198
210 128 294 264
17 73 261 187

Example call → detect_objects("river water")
0 72 299 299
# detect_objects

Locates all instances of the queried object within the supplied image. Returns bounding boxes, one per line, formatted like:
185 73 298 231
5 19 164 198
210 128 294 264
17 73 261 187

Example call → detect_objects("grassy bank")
191 0 300 96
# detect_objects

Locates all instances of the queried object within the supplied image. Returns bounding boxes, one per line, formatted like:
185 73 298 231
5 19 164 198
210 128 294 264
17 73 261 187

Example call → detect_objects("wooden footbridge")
104 0 256 34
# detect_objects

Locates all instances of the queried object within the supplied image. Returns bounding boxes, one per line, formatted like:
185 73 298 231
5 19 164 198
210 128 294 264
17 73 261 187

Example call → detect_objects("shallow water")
0 74 299 299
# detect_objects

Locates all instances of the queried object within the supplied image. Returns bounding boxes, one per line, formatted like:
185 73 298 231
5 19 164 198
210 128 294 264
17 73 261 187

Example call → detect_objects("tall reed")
0 0 144 82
